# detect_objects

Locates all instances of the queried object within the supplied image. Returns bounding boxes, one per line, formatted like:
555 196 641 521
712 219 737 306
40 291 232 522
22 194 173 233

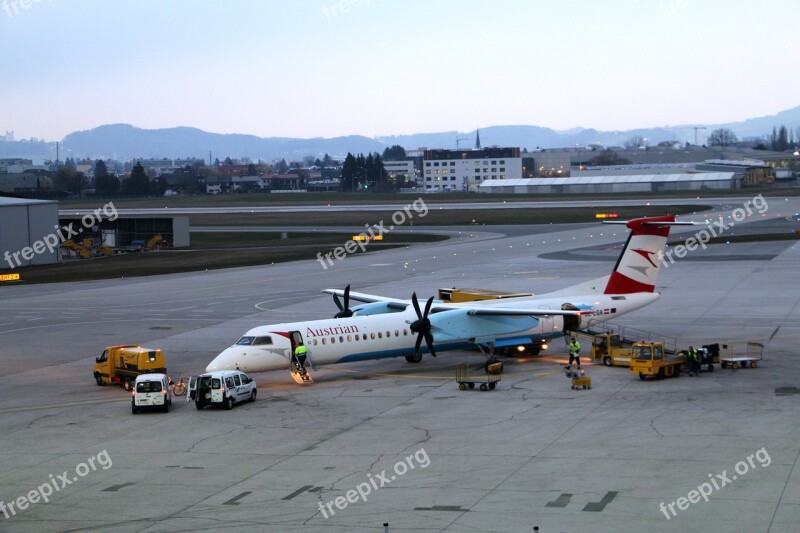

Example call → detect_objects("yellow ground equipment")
146 234 163 250
564 367 592 390
61 240 92 258
629 341 686 380
93 345 167 391
590 333 635 367
438 287 532 303
571 376 592 390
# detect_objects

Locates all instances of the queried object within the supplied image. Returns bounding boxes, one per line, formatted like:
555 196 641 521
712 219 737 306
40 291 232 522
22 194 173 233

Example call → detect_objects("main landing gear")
477 342 504 375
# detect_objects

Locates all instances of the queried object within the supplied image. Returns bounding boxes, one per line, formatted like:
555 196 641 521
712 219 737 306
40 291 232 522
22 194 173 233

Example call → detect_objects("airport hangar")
56 213 190 249
0 196 190 270
478 172 737 194
0 196 59 267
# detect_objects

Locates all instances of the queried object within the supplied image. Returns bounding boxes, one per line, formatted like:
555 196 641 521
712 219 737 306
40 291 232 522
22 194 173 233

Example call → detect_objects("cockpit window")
236 337 255 346
252 336 272 345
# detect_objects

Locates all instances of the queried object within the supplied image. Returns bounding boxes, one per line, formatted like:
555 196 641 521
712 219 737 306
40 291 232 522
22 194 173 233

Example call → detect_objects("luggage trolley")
720 341 764 369
456 362 500 391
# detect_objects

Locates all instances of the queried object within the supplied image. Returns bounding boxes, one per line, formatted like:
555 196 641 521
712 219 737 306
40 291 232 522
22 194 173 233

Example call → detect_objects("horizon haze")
1 0 799 142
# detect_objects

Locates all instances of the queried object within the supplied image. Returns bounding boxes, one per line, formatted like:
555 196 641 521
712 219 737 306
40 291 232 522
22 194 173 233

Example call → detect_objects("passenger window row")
311 329 410 346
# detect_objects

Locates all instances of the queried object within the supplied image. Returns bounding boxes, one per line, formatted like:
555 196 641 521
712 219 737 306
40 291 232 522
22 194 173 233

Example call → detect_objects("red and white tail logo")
603 215 678 294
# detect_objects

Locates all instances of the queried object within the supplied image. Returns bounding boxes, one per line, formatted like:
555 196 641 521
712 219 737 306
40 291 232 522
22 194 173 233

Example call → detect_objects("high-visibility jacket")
688 348 699 360
295 345 308 356
569 340 581 353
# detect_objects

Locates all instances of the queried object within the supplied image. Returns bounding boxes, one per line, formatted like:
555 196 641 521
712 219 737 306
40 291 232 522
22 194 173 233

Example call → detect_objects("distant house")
203 175 232 194
217 164 250 177
231 176 264 192
262 173 306 191
0 172 54 193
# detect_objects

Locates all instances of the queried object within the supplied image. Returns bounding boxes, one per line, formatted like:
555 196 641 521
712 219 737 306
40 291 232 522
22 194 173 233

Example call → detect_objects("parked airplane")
206 215 692 379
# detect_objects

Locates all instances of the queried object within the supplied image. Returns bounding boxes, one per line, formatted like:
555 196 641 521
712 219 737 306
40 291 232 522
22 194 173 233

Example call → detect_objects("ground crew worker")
688 346 699 376
567 336 582 370
293 342 309 373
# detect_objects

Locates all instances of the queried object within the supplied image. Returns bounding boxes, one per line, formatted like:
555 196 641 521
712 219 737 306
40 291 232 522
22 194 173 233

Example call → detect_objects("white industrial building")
0 196 60 268
478 172 738 194
383 160 415 183
422 147 526 192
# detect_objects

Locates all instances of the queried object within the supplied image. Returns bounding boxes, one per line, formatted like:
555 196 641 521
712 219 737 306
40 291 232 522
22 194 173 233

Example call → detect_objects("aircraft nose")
206 348 235 372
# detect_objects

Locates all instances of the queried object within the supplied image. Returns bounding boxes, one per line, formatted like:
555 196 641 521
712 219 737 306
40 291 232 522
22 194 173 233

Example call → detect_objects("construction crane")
456 135 472 149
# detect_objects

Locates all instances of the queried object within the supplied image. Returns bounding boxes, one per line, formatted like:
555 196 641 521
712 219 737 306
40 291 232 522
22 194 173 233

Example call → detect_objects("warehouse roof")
480 172 736 188
0 195 57 207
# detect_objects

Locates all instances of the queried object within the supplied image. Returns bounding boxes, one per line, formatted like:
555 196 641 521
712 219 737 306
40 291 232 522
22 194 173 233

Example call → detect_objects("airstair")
289 360 313 384
569 321 679 355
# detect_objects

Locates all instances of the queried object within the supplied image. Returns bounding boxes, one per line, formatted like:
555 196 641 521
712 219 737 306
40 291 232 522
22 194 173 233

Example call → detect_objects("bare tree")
707 128 738 147
589 149 632 166
624 135 647 149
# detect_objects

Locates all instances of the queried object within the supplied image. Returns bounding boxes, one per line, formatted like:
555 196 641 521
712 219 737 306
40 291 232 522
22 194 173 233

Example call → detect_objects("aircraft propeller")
333 284 354 318
409 292 436 358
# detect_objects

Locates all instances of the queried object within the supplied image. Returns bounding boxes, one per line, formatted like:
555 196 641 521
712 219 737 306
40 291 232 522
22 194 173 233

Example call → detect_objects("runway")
2 195 800 532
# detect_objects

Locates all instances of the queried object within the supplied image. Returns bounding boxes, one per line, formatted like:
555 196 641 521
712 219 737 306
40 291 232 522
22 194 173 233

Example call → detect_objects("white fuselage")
206 291 659 374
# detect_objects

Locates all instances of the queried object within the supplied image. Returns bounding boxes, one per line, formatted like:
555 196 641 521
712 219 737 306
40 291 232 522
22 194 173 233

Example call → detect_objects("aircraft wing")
321 289 409 310
463 306 586 316
323 289 585 316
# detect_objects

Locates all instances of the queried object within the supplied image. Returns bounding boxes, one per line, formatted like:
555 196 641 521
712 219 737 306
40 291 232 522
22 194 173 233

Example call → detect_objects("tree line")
340 152 387 192
54 161 168 197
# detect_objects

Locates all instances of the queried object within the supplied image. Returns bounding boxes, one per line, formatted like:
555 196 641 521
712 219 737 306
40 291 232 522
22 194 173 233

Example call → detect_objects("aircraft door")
289 331 303 352
561 303 581 334
289 331 313 369
187 376 198 401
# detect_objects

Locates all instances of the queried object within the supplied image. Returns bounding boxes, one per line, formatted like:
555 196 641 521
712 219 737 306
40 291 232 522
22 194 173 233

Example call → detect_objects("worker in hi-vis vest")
293 342 308 373
566 337 582 370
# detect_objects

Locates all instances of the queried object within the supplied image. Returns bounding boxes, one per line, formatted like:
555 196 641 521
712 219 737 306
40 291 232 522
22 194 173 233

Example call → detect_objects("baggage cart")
456 362 500 391
719 341 764 369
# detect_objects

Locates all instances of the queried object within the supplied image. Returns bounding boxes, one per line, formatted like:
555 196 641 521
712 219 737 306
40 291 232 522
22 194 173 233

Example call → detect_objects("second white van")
188 370 256 410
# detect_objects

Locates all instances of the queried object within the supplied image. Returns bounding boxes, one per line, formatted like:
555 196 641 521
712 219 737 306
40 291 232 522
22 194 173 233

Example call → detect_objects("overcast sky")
1 0 798 141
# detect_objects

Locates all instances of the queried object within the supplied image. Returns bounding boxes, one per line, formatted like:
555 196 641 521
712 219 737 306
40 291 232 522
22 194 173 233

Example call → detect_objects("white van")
188 370 256 410
131 373 172 414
